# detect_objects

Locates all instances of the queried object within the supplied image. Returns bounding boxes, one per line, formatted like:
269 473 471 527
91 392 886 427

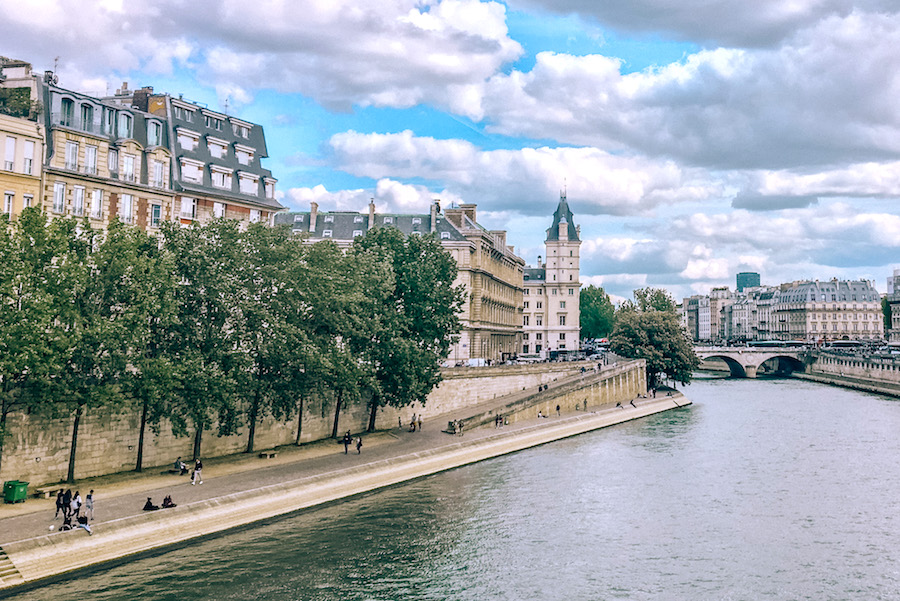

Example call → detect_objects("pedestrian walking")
356 437 362 454
343 431 352 454
556 404 561 417
417 414 423 431
62 489 72 518
54 489 65 518
85 489 95 521
192 459 203 485
70 491 82 518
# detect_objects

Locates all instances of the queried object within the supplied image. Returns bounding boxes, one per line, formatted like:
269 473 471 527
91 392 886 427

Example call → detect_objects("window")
536 316 543 326
123 154 136 182
536 302 542 309
293 215 304 222
60 98 74 127
536 333 542 341
205 115 222 130
117 112 132 138
211 166 232 189
90 189 102 219
148 121 161 146
412 217 421 225
177 129 199 151
3 192 12 215
559 333 566 340
353 230 363 238
173 106 184 120
53 182 65 213
151 204 162 227
104 108 115 134
235 146 253 165
239 173 258 195
552 288 558 295
108 149 118 173
180 197 196 219
265 179 275 199
383 217 393 224
65 141 79 170
73 186 85 216
85 145 97 175
23 194 32 209
569 288 574 296
180 158 202 183
524 289 529 295
524 302 529 309
559 315 566 326
523 334 530 341
152 160 165 188
249 209 261 223
80 104 93 130
120 194 133 223
322 229 332 237
23 140 34 174
522 345 529 354
441 231 450 239
524 316 529 326
559 301 566 309
213 202 225 219
208 138 227 159
4 136 14 170
324 215 334 223
232 122 250 138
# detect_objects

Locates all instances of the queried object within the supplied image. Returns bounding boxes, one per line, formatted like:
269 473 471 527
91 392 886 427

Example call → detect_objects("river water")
7 376 900 601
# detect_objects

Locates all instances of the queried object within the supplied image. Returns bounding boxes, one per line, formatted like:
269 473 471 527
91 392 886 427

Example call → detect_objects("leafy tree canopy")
580 285 615 339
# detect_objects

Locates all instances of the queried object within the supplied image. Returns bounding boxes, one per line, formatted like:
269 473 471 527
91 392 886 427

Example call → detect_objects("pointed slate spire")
545 191 579 242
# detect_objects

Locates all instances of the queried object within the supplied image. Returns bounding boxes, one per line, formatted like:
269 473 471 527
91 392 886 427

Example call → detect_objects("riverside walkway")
0 377 688 591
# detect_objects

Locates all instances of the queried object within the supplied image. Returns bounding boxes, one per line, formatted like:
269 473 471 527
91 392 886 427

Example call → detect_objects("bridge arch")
696 347 806 379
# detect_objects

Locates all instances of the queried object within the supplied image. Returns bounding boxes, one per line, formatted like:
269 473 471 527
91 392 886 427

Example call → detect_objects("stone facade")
521 194 581 358
0 113 42 219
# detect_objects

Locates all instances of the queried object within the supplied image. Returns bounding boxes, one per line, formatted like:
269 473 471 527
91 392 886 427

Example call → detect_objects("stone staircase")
0 546 24 587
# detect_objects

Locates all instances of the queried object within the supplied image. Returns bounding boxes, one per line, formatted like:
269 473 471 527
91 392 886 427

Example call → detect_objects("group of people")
493 414 507 428
341 431 362 454
404 413 423 432
54 488 94 535
174 456 203 485
143 495 177 511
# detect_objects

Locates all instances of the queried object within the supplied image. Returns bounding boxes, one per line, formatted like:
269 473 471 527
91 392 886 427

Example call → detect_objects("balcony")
51 112 108 135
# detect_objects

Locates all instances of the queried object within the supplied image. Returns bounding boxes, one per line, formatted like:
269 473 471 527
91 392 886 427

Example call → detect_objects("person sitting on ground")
174 457 188 475
76 514 92 535
143 497 160 511
162 495 177 508
59 514 74 531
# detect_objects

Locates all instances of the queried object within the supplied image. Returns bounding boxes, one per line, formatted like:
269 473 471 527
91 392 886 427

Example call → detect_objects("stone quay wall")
0 362 591 486
798 351 900 397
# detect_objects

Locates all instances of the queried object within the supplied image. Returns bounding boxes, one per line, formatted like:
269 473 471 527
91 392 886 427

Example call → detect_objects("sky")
5 0 900 303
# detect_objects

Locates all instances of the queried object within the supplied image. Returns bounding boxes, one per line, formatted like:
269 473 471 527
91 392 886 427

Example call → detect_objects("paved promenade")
0 382 688 591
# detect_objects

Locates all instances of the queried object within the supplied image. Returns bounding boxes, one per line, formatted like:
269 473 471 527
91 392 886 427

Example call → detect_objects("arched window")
117 112 132 138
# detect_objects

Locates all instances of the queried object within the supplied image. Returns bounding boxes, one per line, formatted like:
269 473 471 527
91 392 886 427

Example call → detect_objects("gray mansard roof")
546 194 580 242
778 280 879 303
523 267 546 282
275 210 466 241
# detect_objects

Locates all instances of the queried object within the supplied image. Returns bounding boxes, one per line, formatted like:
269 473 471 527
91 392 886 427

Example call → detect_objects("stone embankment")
0 380 687 592
799 351 900 398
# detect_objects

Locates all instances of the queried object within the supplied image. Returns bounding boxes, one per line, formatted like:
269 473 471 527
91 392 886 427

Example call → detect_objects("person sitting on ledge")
162 495 177 508
143 497 160 511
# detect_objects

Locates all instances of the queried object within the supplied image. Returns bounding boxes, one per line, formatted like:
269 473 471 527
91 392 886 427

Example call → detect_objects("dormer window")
176 128 200 151
353 230 363 238
440 231 450 239
354 215 364 223
211 165 233 189
294 215 304 222
148 121 162 146
208 137 228 159
238 171 258 195
383 216 393 224
412 217 421 225
324 215 334 223
117 112 132 138
235 144 254 166
323 230 333 237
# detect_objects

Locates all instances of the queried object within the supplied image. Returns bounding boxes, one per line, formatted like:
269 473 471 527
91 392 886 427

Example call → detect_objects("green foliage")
882 297 892 335
610 287 699 387
0 88 41 120
579 285 615 339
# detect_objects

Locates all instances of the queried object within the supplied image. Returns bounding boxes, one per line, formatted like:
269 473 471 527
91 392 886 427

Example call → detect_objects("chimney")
131 86 153 112
309 202 318 233
537 255 542 268
430 199 440 233
460 203 476 224
368 198 376 230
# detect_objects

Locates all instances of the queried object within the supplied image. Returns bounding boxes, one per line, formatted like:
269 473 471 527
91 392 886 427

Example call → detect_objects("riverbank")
793 371 900 398
0 392 688 593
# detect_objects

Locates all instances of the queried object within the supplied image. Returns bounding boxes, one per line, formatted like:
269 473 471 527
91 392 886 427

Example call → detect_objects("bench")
258 450 278 459
34 487 57 499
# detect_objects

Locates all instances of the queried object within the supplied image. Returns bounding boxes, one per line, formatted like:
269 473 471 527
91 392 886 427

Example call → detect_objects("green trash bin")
3 480 29 504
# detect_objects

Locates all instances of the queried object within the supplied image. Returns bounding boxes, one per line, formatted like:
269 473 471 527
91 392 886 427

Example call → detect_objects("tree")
580 285 615 339
610 288 699 388
161 220 246 460
882 296 892 336
0 209 67 474
351 229 465 431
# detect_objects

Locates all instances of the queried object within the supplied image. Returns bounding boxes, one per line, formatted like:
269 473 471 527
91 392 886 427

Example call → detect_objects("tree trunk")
0 408 8 477
294 396 304 445
246 389 259 454
367 398 378 432
192 427 203 461
331 389 343 439
66 404 84 483
135 399 148 472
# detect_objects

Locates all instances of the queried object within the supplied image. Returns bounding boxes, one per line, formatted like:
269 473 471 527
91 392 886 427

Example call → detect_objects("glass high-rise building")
736 272 761 292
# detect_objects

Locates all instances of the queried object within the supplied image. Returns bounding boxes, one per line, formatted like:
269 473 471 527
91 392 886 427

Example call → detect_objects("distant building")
521 194 581 359
736 272 760 292
275 200 524 364
771 279 882 341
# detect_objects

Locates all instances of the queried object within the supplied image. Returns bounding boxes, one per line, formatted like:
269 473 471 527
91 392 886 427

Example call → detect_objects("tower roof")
546 192 579 242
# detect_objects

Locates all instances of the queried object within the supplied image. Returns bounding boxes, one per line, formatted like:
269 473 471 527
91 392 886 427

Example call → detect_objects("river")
6 375 900 601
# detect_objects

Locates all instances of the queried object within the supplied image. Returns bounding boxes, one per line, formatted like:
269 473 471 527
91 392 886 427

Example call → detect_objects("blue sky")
5 0 900 302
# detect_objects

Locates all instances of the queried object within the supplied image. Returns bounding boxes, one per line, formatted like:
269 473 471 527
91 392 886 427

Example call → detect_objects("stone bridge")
695 346 807 378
